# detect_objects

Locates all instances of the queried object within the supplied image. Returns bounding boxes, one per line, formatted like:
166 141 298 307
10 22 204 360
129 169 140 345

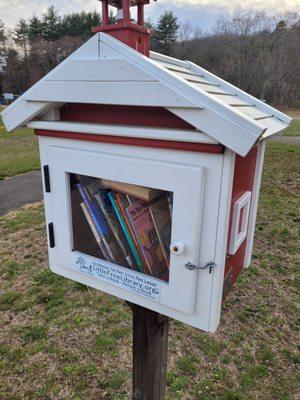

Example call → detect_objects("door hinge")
43 165 51 193
48 222 55 248
185 261 216 273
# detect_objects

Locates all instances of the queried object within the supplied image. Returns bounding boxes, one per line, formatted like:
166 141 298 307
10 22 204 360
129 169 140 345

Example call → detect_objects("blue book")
95 191 134 268
76 183 115 263
108 191 144 273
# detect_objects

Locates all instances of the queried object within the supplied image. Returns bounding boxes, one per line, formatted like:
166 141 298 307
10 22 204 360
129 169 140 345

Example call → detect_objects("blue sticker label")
75 256 161 301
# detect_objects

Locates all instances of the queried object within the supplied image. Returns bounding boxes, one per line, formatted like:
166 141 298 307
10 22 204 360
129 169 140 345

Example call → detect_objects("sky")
0 0 299 32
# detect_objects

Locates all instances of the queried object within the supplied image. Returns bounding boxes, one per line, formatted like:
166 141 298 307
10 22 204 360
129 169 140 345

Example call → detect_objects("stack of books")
72 174 173 282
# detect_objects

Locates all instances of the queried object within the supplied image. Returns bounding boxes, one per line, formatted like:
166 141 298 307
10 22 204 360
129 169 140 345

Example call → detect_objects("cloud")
0 0 299 31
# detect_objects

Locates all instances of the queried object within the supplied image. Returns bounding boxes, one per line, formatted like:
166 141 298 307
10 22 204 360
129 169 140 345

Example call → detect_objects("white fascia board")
28 120 218 144
1 101 63 132
100 34 266 141
168 107 258 157
244 142 266 268
1 34 101 131
187 61 292 126
261 117 290 139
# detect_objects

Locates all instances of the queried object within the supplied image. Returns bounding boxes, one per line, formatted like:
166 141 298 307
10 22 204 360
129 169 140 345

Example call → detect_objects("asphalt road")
0 171 43 216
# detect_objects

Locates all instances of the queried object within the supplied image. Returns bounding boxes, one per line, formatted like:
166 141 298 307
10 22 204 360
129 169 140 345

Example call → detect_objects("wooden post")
130 303 169 400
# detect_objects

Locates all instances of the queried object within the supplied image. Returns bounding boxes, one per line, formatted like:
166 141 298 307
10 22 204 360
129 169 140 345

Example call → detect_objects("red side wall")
60 104 196 131
36 103 224 154
224 146 258 289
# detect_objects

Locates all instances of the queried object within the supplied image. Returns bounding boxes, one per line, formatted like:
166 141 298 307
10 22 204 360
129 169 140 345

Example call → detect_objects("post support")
130 303 169 400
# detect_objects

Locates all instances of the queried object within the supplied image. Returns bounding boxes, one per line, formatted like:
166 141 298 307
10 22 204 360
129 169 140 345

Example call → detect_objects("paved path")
0 171 43 216
269 135 300 145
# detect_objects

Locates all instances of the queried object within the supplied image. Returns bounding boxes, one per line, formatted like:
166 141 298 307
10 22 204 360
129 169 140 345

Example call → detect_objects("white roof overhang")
1 32 291 156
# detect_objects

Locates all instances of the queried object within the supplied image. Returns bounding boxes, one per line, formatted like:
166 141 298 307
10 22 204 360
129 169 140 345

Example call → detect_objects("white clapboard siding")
24 81 195 108
47 59 157 82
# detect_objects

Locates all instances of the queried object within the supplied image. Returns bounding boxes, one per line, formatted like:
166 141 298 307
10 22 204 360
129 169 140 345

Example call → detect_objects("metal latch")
43 165 51 193
48 222 55 248
185 261 216 273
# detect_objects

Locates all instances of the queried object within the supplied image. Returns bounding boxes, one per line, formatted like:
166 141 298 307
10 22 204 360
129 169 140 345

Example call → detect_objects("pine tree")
28 16 43 41
14 19 29 50
62 11 101 38
152 11 179 55
42 6 62 41
0 19 5 43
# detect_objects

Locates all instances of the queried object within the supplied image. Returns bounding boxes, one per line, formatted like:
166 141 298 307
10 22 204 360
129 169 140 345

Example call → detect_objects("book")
101 179 163 202
95 190 134 269
108 191 144 273
80 202 106 259
149 194 172 265
115 192 152 275
126 199 169 281
76 182 119 264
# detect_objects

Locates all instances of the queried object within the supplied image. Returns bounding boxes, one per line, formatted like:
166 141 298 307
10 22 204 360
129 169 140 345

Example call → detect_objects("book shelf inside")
69 173 173 283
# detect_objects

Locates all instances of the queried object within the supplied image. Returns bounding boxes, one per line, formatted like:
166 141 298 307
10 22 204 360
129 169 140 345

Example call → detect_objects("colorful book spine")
126 199 169 281
114 193 151 274
80 202 106 258
76 183 116 263
95 191 134 268
149 194 172 265
108 191 144 273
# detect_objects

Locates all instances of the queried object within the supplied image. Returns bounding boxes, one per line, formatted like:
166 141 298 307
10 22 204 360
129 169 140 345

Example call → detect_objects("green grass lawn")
0 141 299 400
0 117 40 180
284 120 300 137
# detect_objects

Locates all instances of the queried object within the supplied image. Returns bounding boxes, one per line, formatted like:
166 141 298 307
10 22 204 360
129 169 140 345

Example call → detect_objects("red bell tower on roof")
92 0 155 56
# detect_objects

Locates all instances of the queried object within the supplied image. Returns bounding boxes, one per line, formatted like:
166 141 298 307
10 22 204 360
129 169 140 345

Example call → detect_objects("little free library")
1 1 291 338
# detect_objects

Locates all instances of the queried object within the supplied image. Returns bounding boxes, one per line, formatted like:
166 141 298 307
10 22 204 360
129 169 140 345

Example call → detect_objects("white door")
49 146 205 314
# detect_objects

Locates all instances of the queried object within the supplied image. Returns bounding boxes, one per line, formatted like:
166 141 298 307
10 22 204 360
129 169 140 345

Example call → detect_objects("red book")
126 199 169 282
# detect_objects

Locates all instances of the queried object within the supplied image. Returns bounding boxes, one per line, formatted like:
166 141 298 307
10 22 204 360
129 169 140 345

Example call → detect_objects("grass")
284 120 300 137
0 115 39 180
0 143 299 399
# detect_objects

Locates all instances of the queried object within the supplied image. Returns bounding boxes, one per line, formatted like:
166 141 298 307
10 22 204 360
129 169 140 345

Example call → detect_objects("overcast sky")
1 0 299 32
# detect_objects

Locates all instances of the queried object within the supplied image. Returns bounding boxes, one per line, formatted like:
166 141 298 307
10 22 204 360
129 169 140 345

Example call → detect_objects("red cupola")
92 0 155 56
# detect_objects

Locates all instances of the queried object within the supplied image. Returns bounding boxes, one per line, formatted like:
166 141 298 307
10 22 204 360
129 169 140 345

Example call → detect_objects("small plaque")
75 256 162 301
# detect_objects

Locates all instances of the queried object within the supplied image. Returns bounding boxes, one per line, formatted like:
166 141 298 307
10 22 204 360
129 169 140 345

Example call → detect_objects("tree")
28 16 43 41
152 11 179 55
14 19 29 54
41 6 62 41
62 11 101 38
2 48 27 94
0 19 7 92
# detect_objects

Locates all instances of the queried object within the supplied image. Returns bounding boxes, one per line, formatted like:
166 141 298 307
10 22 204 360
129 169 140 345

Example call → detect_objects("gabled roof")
1 32 291 156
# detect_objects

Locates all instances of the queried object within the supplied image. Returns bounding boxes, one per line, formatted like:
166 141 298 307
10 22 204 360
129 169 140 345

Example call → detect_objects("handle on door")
170 241 185 255
185 261 216 273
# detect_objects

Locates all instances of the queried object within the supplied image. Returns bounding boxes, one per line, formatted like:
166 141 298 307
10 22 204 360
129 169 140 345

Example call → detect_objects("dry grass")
0 142 299 400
